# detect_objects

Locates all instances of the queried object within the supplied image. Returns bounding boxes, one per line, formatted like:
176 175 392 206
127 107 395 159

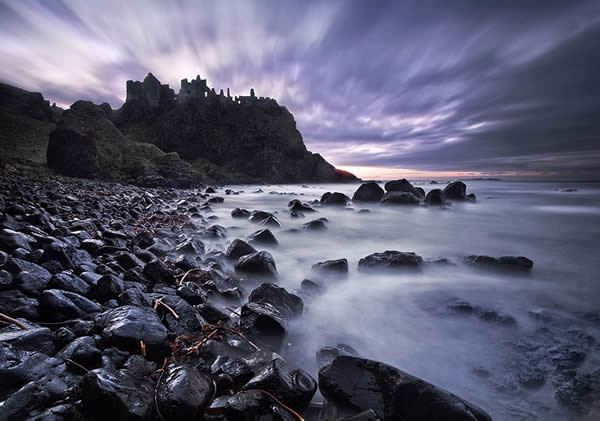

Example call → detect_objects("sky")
1 0 599 180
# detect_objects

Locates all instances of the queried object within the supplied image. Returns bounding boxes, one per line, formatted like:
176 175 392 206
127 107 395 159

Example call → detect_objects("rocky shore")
2 172 599 420
0 172 498 421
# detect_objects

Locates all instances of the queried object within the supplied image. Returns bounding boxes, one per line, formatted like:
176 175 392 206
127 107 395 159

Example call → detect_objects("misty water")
207 180 600 420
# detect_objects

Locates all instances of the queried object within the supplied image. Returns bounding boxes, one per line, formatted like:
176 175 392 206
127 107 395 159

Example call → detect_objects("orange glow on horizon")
335 166 542 180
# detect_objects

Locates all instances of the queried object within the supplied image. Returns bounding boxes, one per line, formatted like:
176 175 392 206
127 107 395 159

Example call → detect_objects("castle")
125 73 278 108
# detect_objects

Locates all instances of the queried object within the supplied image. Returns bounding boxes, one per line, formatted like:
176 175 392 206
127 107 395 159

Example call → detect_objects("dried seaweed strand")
0 312 28 330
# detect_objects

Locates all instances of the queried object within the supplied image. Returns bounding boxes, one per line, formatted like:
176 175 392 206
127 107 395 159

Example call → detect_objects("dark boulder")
226 239 257 260
321 192 350 206
56 336 102 371
214 389 298 420
40 289 101 321
143 258 175 283
48 272 90 295
95 305 168 360
443 181 476 201
464 255 533 271
352 182 385 202
424 189 445 206
156 363 215 420
249 283 303 319
316 344 360 368
259 215 282 228
248 228 278 246
358 251 422 271
384 179 422 197
288 199 316 212
240 302 287 351
380 191 420 205
319 356 492 420
312 258 349 279
301 219 327 231
94 274 125 303
235 251 279 280
0 327 53 355
249 210 275 224
231 208 251 219
243 359 317 412
79 367 155 421
4 258 52 295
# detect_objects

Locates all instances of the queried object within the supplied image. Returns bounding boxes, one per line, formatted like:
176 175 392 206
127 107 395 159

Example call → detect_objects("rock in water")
424 189 446 206
321 192 350 206
249 283 304 319
226 239 257 260
235 251 279 279
240 302 287 351
319 356 492 420
243 359 317 412
384 179 423 197
464 255 533 271
312 258 349 279
443 181 476 201
352 182 385 202
380 191 420 205
358 251 422 271
156 363 214 419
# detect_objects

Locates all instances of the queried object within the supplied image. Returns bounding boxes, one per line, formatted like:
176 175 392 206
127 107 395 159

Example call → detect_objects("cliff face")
47 101 202 188
112 73 358 183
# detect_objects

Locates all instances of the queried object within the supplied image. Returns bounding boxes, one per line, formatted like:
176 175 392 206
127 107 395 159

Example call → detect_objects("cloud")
0 0 599 178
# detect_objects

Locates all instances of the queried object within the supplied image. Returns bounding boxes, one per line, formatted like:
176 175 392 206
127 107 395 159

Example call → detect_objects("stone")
235 251 279 280
301 219 327 231
288 199 316 212
94 274 125 303
40 289 101 321
226 239 257 260
352 182 385 202
0 290 40 320
79 367 155 421
243 359 317 412
240 302 287 351
321 192 350 206
115 252 144 270
319 356 492 420
463 255 533 271
156 363 215 419
205 224 227 239
143 258 175 283
48 272 90 295
0 327 53 354
56 336 102 371
424 189 445 206
312 258 349 279
95 305 168 360
5 258 52 295
231 208 251 219
443 181 475 201
247 228 278 246
358 251 422 271
249 283 304 319
316 344 360 368
380 191 420 205
384 178 421 196
249 210 275 224
216 390 298 420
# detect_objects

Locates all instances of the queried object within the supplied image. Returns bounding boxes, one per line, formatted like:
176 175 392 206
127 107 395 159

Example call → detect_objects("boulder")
424 189 445 206
214 390 298 420
247 228 278 246
240 302 287 351
312 258 349 279
380 191 420 205
288 199 316 212
443 181 476 201
226 239 257 260
352 182 385 202
231 208 251 219
321 192 350 206
249 283 304 319
301 219 327 231
156 363 215 420
319 356 492 420
235 251 279 280
79 367 155 421
384 179 422 197
40 289 101 321
0 327 53 355
358 251 422 271
464 255 533 271
243 359 317 412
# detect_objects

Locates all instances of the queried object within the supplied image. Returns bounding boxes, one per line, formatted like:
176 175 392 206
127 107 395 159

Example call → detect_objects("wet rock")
206 224 227 239
235 251 279 280
95 305 168 360
175 236 205 255
321 192 350 206
338 409 382 421
424 189 446 206
247 228 278 246
0 269 12 290
259 215 282 228
301 219 327 231
554 369 600 413
81 239 104 255
0 290 40 320
115 252 144 270
352 182 384 202
0 326 53 354
288 199 316 213
464 255 533 271
40 289 101 321
443 181 476 201
0 229 34 252
358 251 422 271
79 367 155 421
240 302 287 351
226 239 257 260
312 258 349 280
216 389 298 420
249 210 275 224
0 381 51 420
94 274 125 303
48 272 90 295
56 336 102 371
156 363 215 420
319 356 492 420
5 258 52 295
249 283 304 319
380 191 420 205
384 179 423 196
143 258 175 283
211 355 254 390
152 295 206 337
231 208 251 219
243 358 317 412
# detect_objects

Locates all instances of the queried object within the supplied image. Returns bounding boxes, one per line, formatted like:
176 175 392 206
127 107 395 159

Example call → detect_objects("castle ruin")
125 73 278 109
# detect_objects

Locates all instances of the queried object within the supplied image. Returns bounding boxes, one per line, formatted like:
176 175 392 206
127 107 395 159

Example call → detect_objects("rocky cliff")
112 73 358 183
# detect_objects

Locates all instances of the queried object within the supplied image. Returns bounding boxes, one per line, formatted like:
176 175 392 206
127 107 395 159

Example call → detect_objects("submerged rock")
249 283 303 319
443 181 476 201
358 251 422 271
319 356 492 420
321 192 350 206
312 258 349 279
380 191 420 205
235 251 279 279
424 189 446 206
226 239 257 260
352 182 384 202
240 302 287 351
464 255 534 271
248 228 278 246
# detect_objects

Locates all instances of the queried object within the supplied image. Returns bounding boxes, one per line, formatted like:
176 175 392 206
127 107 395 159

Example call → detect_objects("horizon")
1 0 599 180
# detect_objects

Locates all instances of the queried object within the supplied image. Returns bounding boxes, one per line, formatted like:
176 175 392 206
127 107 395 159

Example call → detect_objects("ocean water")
208 180 600 420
